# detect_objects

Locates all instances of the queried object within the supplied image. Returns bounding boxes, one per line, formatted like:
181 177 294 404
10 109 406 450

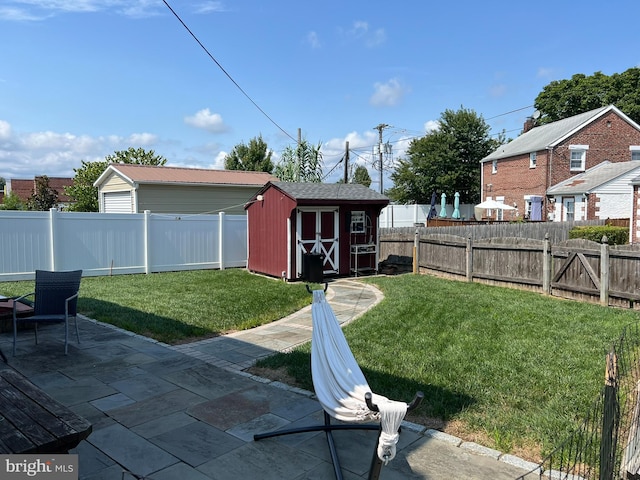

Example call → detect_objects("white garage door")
103 191 133 213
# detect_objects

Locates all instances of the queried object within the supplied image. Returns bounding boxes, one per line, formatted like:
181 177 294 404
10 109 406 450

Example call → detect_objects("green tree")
65 160 108 212
352 165 372 187
106 147 168 166
224 135 274 172
27 175 58 211
274 139 323 182
65 147 167 212
1 191 26 210
388 107 500 204
535 68 640 124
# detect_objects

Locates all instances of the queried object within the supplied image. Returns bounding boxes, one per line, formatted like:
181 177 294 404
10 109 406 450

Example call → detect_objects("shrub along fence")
379 227 640 309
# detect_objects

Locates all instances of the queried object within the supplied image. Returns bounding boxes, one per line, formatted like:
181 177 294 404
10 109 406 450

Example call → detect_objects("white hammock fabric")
311 289 408 462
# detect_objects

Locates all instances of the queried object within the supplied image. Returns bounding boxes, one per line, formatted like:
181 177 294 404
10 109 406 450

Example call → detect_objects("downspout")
546 146 553 220
480 159 485 202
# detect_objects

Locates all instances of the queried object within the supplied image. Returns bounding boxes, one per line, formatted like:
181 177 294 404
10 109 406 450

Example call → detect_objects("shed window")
492 160 497 174
530 152 537 168
631 146 640 161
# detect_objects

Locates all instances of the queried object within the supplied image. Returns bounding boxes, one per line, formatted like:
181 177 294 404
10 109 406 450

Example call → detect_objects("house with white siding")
94 164 277 214
546 161 640 221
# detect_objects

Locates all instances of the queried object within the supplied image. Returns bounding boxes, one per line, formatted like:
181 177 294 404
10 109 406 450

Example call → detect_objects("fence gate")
551 240 602 298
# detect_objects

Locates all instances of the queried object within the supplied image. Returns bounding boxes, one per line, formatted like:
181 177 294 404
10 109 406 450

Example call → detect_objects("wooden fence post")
543 233 551 295
600 351 619 480
413 228 419 274
466 236 473 282
601 235 610 306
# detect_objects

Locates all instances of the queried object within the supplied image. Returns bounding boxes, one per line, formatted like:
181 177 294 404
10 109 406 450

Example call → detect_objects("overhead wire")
485 105 535 120
161 0 297 143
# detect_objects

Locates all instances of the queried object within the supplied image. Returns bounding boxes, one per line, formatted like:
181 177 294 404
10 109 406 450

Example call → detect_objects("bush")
568 225 629 245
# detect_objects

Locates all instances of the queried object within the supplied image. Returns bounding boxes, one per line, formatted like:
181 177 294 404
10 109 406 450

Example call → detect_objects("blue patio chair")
13 270 83 356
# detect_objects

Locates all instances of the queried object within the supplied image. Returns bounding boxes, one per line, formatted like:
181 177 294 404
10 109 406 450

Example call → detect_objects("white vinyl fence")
380 203 475 228
0 209 247 281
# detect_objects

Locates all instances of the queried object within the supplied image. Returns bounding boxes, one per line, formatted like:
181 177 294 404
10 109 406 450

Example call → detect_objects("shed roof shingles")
272 181 389 202
110 164 277 186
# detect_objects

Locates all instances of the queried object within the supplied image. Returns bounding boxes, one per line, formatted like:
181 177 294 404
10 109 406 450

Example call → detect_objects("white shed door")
103 191 133 213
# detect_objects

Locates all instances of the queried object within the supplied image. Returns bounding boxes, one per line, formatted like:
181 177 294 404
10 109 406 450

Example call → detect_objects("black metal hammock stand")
254 284 424 480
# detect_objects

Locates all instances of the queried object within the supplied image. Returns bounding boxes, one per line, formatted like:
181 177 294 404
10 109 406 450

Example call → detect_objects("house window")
569 145 588 171
530 152 537 168
631 146 640 161
492 160 497 174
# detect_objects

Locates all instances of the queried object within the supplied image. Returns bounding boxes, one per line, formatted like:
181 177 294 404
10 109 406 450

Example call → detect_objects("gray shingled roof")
546 161 640 195
272 182 389 202
482 105 635 162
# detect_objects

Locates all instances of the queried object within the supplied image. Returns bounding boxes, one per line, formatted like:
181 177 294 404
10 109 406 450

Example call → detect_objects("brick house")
6 177 74 209
546 161 640 221
631 177 640 243
480 105 640 221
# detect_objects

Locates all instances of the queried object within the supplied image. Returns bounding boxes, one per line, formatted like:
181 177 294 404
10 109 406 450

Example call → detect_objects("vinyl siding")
136 184 261 215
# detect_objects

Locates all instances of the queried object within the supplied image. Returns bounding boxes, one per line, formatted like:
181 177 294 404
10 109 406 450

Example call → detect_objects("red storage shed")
246 182 389 281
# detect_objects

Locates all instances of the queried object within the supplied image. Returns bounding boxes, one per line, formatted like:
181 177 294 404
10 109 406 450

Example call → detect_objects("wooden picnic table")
0 298 34 333
0 368 92 453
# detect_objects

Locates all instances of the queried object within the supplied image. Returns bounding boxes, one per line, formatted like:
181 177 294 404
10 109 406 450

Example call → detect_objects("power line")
485 105 535 120
161 0 296 143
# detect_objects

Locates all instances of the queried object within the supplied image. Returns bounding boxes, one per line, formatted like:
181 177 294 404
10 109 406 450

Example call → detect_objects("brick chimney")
523 117 535 133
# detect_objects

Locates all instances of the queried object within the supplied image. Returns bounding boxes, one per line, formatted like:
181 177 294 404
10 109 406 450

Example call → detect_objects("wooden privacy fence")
380 230 640 308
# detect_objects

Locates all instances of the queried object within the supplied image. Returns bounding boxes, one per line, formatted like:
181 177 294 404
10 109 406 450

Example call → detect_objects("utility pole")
296 127 302 182
373 123 390 193
343 141 349 183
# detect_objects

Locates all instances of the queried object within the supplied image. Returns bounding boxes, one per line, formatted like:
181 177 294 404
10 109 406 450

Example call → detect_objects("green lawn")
3 269 638 460
255 274 640 460
0 269 314 344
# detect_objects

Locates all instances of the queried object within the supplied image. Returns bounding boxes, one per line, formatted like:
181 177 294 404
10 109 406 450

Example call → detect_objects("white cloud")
0 0 164 20
0 120 169 180
0 6 46 21
346 20 386 47
194 1 227 14
424 120 439 133
0 120 12 139
307 31 321 49
489 84 507 98
324 131 377 153
369 78 407 107
213 151 226 169
184 108 229 133
537 67 555 79
127 132 158 146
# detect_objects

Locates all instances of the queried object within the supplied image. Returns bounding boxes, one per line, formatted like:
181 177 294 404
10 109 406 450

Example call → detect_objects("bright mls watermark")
1 455 78 479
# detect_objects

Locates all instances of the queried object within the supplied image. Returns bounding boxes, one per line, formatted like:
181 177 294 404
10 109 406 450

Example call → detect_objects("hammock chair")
254 287 423 480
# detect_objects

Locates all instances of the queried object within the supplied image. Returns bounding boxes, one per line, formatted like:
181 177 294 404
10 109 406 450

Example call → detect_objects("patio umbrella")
439 193 447 218
452 192 461 219
474 199 515 220
427 192 438 220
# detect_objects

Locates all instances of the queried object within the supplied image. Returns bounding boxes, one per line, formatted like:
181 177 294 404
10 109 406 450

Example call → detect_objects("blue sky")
1 0 639 191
